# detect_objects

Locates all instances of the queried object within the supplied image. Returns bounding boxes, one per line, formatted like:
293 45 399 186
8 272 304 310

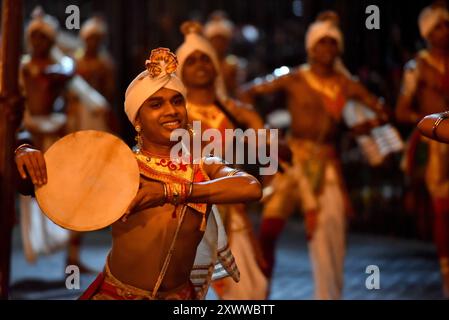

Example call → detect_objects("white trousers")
214 205 268 300
263 163 346 299
307 165 345 299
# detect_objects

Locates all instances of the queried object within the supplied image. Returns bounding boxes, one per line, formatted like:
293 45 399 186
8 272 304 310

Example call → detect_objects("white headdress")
124 48 187 125
204 11 234 39
26 6 59 41
305 11 344 53
176 21 228 100
418 5 449 39
80 16 108 39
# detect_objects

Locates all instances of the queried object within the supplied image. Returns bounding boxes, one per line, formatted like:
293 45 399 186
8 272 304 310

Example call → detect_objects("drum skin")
35 130 140 231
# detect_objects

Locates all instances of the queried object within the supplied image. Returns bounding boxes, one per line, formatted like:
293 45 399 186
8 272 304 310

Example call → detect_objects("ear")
134 117 141 128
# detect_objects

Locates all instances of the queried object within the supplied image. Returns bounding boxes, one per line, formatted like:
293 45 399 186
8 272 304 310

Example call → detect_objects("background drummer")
17 7 100 273
238 11 388 299
395 4 449 297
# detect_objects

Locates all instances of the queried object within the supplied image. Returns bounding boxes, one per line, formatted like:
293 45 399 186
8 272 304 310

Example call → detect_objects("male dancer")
18 7 86 269
71 16 117 132
396 4 449 297
204 11 246 97
240 14 387 299
15 48 262 300
175 21 268 299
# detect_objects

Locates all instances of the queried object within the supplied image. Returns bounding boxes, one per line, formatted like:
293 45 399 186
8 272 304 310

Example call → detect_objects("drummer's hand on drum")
121 181 165 222
14 146 47 187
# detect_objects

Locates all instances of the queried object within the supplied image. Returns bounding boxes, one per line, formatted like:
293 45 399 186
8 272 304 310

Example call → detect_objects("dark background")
17 0 433 113
4 0 446 240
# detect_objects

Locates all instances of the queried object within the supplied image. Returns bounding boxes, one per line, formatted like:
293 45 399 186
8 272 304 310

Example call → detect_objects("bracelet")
432 112 449 140
186 182 193 201
165 182 192 206
226 169 240 177
165 182 175 205
161 182 168 205
178 183 191 204
14 143 33 155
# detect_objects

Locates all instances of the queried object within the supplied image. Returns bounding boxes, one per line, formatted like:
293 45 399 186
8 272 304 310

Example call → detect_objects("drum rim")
35 130 140 231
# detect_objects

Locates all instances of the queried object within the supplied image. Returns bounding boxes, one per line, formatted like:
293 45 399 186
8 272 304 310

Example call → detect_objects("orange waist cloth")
78 259 197 300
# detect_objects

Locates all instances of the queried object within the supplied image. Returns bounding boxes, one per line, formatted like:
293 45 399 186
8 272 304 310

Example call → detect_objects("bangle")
432 112 449 140
165 183 174 205
185 182 193 202
177 183 189 204
226 169 240 177
161 182 168 205
165 182 193 206
14 143 33 155
165 183 183 205
188 182 193 197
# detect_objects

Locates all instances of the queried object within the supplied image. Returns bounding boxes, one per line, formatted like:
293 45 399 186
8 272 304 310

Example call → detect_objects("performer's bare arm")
396 95 421 125
126 157 262 215
395 66 421 125
238 73 291 105
418 112 449 143
226 100 265 130
17 146 262 212
347 79 389 121
189 157 262 203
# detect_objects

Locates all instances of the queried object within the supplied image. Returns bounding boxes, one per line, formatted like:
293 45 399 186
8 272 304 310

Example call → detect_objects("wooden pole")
0 0 24 299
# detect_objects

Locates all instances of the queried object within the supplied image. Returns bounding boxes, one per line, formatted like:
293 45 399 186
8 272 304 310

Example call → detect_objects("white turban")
124 48 187 125
26 6 59 41
176 22 228 100
305 20 344 53
80 16 108 39
204 16 234 39
418 6 449 40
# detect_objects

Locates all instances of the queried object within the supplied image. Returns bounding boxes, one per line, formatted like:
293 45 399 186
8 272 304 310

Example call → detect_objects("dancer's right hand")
15 146 47 187
122 181 166 222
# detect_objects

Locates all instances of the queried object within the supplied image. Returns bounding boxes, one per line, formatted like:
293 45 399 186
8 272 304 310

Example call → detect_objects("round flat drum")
36 130 140 231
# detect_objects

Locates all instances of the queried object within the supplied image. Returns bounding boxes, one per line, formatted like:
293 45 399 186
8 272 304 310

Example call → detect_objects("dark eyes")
172 96 185 106
149 101 162 108
185 55 211 66
201 55 211 63
185 57 195 66
146 96 184 109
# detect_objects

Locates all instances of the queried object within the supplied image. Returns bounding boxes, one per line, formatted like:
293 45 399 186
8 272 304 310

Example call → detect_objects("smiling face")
181 50 217 89
135 87 188 146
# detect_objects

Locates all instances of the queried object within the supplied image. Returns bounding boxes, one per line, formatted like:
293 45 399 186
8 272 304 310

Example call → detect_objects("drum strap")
150 204 188 299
